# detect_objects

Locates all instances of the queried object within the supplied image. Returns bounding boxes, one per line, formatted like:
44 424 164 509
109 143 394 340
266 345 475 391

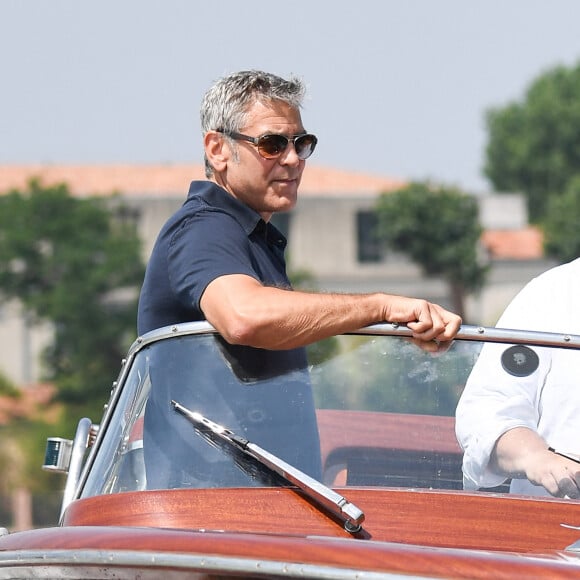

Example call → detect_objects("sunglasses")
218 130 318 160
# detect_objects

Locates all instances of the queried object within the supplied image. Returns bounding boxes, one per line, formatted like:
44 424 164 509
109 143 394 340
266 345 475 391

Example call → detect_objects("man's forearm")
202 275 460 350
490 427 548 478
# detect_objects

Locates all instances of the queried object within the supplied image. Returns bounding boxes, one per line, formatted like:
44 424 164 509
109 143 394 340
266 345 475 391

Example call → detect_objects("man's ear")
204 131 229 173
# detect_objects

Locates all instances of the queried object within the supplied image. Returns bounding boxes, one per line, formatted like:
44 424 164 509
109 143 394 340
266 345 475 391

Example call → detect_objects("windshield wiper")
171 400 365 534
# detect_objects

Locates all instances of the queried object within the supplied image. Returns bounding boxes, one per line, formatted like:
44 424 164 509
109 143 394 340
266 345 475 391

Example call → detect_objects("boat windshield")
78 323 580 498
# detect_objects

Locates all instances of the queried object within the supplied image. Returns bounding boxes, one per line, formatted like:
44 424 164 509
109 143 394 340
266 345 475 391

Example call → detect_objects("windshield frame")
72 321 580 505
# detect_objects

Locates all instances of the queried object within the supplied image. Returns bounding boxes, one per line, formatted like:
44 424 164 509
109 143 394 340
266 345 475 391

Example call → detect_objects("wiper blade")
171 400 365 534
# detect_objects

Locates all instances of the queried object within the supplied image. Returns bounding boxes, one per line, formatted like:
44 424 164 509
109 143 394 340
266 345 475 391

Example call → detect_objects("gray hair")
200 70 306 177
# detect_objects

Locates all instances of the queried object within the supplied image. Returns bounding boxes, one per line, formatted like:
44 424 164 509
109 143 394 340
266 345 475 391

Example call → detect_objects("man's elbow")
214 311 265 347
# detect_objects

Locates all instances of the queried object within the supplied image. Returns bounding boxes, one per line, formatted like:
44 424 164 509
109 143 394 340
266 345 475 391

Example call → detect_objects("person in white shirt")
456 258 580 498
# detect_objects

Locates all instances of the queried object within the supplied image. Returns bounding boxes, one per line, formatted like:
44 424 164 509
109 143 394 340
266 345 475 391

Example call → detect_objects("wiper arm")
171 400 365 534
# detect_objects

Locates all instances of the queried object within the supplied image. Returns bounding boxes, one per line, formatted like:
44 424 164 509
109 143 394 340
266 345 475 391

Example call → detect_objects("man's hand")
526 448 580 498
383 296 462 342
492 427 580 498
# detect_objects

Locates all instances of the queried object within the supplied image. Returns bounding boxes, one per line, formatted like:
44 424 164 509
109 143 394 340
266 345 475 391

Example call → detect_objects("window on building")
357 211 385 263
113 204 142 228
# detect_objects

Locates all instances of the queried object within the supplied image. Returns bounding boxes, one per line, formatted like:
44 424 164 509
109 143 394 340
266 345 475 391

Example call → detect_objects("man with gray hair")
138 70 461 489
139 69 460 343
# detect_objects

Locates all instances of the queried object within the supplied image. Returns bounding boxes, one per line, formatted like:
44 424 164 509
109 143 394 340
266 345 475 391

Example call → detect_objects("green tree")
0 413 64 529
484 61 580 222
0 178 145 429
375 182 487 321
542 176 580 263
0 369 19 397
0 374 63 529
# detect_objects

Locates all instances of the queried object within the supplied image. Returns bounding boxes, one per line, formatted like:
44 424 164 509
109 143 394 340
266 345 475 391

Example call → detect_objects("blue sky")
2 0 580 192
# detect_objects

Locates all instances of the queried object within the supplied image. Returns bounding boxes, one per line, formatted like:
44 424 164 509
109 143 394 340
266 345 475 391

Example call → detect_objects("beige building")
0 164 554 386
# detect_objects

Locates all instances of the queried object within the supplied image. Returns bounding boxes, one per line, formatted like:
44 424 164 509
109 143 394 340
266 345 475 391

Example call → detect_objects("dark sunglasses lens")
295 134 317 159
257 135 288 158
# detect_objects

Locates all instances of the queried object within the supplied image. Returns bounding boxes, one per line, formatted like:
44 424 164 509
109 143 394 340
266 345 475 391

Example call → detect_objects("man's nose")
278 142 302 166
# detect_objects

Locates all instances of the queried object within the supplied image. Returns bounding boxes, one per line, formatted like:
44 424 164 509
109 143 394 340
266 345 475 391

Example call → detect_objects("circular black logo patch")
501 345 540 377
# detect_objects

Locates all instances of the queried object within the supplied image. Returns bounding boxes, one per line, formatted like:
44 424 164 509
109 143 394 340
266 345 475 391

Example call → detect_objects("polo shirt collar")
187 181 287 249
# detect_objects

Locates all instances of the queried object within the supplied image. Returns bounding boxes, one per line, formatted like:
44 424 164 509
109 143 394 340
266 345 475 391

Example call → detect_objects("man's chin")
273 200 296 214
270 186 298 208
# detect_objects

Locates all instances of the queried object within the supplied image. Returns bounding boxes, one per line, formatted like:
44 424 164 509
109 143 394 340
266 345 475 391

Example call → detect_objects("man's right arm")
200 273 461 350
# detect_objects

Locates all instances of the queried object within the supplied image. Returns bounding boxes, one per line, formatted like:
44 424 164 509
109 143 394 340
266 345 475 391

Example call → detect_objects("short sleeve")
167 209 260 311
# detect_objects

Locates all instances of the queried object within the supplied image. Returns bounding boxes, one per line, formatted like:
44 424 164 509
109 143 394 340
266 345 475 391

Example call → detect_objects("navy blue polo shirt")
138 181 290 335
138 181 323 484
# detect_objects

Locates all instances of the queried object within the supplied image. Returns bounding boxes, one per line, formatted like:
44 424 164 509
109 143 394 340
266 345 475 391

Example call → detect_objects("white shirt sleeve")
455 275 550 489
456 343 548 489
456 259 580 492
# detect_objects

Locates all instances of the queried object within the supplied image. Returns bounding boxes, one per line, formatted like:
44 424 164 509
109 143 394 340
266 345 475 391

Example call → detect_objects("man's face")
212 100 308 220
